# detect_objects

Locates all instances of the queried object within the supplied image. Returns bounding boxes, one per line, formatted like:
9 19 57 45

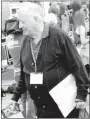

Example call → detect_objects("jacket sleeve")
11 59 27 102
59 32 90 101
11 36 27 102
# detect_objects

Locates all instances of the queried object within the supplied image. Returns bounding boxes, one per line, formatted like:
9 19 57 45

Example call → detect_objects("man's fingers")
76 102 86 109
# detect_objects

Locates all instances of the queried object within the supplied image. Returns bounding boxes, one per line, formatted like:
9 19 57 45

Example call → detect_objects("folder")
49 74 77 118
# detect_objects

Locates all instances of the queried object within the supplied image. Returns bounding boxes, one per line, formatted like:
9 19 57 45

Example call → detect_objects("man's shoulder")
49 25 69 40
49 26 73 46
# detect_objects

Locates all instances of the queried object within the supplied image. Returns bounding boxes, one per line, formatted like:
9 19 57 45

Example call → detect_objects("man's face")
19 13 43 38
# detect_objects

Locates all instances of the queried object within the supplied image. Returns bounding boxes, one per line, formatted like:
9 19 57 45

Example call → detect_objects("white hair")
17 2 45 20
44 13 58 26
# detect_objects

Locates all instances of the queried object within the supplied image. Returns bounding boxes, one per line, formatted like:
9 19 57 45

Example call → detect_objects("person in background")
71 1 90 75
49 2 70 33
48 2 60 16
82 6 89 35
44 13 58 27
48 2 61 28
61 5 70 33
71 1 86 45
10 2 89 118
58 3 68 28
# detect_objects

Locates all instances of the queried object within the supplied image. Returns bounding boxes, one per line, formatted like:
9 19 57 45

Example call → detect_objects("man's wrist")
75 99 84 102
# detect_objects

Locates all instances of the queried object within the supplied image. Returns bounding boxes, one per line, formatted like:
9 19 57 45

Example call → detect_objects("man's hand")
9 100 20 111
75 99 86 109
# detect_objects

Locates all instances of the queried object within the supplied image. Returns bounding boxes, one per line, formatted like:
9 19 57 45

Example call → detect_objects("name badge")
30 73 43 84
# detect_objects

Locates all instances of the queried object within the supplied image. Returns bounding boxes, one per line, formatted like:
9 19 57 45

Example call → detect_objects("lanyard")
30 40 42 73
31 42 37 73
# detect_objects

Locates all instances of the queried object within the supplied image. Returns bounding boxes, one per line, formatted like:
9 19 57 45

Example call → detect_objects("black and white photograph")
1 0 90 118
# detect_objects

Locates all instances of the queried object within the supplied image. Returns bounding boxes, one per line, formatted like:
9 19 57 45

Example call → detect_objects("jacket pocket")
44 69 59 91
44 47 64 62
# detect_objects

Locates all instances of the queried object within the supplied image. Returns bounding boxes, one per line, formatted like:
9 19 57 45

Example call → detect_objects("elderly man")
10 2 89 118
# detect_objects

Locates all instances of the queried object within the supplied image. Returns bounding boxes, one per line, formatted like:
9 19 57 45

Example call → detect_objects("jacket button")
43 105 45 108
31 63 34 66
38 96 40 99
35 86 37 89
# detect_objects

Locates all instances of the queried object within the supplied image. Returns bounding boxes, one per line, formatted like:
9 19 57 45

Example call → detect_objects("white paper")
49 74 77 118
30 73 43 84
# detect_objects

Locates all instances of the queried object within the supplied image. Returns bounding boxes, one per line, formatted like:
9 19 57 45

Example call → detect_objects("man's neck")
31 23 44 45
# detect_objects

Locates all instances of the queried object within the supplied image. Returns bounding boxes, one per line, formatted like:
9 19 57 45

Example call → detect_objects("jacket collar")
42 22 49 38
26 22 49 41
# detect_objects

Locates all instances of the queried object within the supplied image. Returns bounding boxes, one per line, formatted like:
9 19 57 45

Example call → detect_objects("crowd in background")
45 1 89 38
44 1 90 74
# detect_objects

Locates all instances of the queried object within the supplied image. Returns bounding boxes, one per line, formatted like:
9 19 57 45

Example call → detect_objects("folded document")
49 74 77 118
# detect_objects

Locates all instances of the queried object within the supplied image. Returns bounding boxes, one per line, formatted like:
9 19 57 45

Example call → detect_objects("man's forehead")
18 13 43 23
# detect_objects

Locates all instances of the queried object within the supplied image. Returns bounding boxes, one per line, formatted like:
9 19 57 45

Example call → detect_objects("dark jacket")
12 26 89 102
